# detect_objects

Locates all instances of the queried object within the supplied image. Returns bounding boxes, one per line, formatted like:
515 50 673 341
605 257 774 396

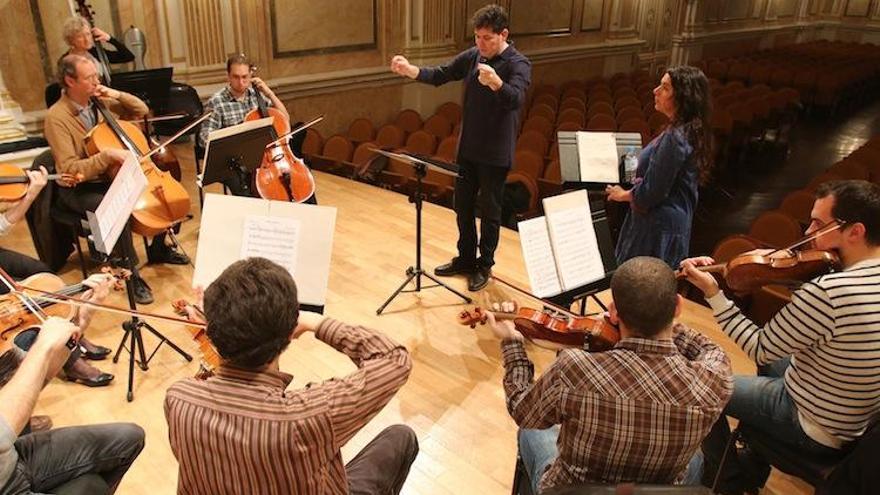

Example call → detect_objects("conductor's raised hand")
390 55 419 79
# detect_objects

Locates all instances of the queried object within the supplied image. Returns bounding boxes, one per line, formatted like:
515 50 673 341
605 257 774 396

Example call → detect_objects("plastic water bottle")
623 147 638 184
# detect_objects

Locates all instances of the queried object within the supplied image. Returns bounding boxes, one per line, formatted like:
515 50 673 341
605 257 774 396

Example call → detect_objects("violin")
243 65 316 202
84 97 191 237
171 299 220 379
0 164 82 202
459 304 620 351
0 268 127 355
679 220 845 292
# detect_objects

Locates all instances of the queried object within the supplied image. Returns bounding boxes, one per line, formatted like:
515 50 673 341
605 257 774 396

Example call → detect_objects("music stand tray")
202 118 275 191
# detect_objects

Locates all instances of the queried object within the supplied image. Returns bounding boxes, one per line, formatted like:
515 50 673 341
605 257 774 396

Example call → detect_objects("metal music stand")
201 118 275 200
85 157 191 402
374 150 472 315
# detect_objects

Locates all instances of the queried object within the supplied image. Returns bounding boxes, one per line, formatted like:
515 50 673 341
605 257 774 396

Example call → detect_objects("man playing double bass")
43 54 188 305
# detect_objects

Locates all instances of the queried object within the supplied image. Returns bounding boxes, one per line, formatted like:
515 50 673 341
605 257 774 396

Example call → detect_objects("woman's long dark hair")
666 66 713 185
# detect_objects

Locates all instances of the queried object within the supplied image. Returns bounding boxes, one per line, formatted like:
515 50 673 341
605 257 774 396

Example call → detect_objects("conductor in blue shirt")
390 4 531 291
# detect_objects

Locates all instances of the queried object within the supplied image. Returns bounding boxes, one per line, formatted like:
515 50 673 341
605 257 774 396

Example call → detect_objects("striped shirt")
502 324 733 492
707 258 880 448
164 318 411 495
197 86 272 148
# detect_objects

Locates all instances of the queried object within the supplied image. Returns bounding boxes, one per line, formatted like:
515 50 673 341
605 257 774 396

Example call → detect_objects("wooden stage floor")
0 145 809 494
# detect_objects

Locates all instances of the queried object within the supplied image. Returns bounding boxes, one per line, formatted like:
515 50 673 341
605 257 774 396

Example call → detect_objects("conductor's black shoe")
467 267 491 292
147 244 190 265
131 276 154 305
434 258 476 277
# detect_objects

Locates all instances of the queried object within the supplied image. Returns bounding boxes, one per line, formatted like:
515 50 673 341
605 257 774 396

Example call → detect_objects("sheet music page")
517 217 563 298
240 215 301 275
543 190 606 290
90 152 147 254
576 131 619 183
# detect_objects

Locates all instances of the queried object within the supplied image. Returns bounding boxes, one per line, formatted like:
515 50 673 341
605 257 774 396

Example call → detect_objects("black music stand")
110 68 173 112
85 163 191 402
201 119 275 201
374 150 472 315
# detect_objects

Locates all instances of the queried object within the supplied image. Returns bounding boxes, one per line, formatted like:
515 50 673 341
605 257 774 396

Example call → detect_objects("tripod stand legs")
376 266 472 315
113 317 193 402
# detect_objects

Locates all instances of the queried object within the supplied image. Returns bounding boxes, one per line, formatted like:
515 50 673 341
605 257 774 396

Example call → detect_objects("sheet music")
518 217 563 298
89 153 147 255
576 131 619 183
543 190 606 290
240 215 300 275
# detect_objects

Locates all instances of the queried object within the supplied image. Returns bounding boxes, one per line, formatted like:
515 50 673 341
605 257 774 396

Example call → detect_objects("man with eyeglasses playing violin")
680 180 880 494
482 256 733 493
0 315 144 494
43 53 189 306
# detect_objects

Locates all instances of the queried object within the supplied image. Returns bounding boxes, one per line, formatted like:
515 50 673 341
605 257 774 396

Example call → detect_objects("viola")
458 305 620 351
171 299 220 379
679 220 845 292
690 249 840 292
0 268 127 355
243 65 316 202
0 164 82 202
84 97 191 237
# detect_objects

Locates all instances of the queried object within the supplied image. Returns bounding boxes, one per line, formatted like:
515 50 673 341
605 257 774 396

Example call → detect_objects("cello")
243 66 316 202
84 96 191 237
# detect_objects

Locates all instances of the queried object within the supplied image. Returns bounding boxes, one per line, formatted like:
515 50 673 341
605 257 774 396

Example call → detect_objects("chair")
614 96 641 112
302 128 324 159
434 135 458 162
556 108 586 127
310 135 354 173
747 210 802 248
555 121 582 132
529 103 557 123
394 109 423 134
587 102 615 119
586 114 617 132
516 131 550 158
337 141 379 178
533 93 559 111
422 114 453 140
618 118 651 146
375 124 406 148
616 106 644 125
403 130 437 155
346 118 375 144
435 101 462 124
559 97 587 114
522 116 554 141
513 150 545 180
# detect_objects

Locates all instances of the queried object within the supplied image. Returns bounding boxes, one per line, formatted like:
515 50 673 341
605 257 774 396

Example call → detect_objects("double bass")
243 66 316 202
84 97 191 237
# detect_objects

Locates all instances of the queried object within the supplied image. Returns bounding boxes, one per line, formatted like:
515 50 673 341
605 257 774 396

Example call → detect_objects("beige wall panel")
845 0 871 16
771 0 798 17
529 55 606 87
581 0 604 30
272 0 376 56
722 1 752 19
509 0 572 35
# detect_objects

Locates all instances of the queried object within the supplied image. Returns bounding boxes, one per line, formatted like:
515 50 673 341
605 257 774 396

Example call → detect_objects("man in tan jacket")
44 54 188 305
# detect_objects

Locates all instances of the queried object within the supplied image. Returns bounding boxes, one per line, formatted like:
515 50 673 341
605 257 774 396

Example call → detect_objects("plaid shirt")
198 86 271 147
503 323 733 491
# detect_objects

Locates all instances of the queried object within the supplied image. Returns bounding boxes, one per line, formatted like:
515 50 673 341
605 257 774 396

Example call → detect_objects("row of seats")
695 40 880 115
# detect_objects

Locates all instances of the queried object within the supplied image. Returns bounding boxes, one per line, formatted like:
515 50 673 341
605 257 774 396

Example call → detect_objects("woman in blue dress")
606 66 712 268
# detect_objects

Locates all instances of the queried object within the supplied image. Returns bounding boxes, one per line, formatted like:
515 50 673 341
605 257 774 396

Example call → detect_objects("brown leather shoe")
29 415 52 432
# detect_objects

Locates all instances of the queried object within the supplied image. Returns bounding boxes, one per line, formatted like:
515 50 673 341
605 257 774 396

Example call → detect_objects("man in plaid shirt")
198 54 299 198
485 256 733 493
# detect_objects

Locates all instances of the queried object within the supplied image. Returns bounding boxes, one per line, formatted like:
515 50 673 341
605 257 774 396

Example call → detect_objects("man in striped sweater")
164 258 417 494
681 180 880 494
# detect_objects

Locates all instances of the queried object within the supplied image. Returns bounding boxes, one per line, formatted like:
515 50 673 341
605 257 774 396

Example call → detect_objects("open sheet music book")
518 190 607 298
193 193 336 307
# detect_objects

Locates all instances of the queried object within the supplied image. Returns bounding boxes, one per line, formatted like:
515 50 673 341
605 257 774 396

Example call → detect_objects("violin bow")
0 268 48 324
768 219 847 256
266 115 324 149
139 111 214 162
490 274 597 318
3 278 206 330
